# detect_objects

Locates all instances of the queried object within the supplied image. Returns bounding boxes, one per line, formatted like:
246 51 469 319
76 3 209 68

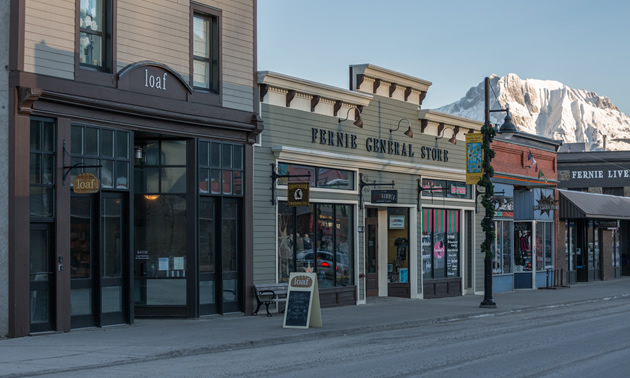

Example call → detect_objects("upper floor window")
79 0 112 72
192 9 219 94
277 162 355 191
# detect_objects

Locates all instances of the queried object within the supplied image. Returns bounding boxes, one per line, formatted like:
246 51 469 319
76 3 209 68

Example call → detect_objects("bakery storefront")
16 62 261 336
255 66 480 307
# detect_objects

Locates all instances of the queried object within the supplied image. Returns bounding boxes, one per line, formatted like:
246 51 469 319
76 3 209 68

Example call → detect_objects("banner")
466 133 484 185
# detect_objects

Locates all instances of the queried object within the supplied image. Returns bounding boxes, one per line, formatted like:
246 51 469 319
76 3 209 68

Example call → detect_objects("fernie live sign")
288 183 309 207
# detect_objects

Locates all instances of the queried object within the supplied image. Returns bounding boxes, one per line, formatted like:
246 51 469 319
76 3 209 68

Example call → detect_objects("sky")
257 0 630 116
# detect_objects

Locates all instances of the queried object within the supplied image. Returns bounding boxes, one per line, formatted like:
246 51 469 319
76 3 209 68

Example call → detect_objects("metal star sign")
532 192 558 216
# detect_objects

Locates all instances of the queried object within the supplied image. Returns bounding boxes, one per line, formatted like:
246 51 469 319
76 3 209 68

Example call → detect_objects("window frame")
75 0 116 86
190 4 222 106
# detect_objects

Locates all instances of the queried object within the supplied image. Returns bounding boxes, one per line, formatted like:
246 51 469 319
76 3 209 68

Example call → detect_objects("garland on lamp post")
479 120 496 260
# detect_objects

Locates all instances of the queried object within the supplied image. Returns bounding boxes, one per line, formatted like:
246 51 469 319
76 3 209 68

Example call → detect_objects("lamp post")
479 76 518 308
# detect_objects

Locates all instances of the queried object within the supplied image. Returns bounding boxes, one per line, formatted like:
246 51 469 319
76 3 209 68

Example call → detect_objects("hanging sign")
73 173 100 194
283 273 322 329
466 133 484 185
288 183 309 207
371 190 398 204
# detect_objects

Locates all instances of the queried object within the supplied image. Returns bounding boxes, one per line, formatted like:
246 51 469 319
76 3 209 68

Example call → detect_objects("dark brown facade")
5 0 261 338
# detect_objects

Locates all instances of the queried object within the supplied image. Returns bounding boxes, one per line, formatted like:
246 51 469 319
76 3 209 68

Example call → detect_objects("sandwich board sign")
282 272 322 329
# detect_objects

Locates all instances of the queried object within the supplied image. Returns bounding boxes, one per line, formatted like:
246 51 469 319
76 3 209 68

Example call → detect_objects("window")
192 11 219 94
71 126 130 190
277 162 355 191
198 141 243 196
79 0 111 72
492 220 513 275
535 221 554 271
603 187 623 196
515 222 533 271
421 179 472 200
422 209 460 279
278 202 354 288
30 119 56 219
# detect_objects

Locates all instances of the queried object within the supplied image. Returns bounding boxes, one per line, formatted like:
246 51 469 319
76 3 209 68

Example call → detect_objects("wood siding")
23 0 254 111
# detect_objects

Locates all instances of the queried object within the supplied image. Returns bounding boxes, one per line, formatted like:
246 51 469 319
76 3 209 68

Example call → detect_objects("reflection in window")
277 162 354 190
198 141 243 196
278 202 354 287
30 119 56 218
422 209 460 279
193 12 219 93
79 0 111 71
493 220 513 275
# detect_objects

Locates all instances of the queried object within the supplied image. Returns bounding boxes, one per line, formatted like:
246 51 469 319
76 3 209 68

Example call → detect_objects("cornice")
350 64 432 92
417 109 483 131
258 71 372 107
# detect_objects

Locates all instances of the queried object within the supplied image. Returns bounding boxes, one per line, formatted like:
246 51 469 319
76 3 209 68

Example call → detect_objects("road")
42 297 630 377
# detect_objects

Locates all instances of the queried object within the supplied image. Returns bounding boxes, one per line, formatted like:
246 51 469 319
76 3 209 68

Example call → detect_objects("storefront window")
421 179 472 200
493 220 513 274
71 125 130 190
515 222 532 272
422 209 460 279
535 221 554 271
278 202 354 287
277 162 354 190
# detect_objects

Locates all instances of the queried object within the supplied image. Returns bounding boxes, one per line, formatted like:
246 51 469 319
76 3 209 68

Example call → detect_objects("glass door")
30 224 55 333
221 199 241 313
71 195 97 328
199 198 217 314
100 193 127 325
365 213 378 297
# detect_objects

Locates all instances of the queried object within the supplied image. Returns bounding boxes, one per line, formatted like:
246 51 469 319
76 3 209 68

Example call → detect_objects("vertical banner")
466 133 484 185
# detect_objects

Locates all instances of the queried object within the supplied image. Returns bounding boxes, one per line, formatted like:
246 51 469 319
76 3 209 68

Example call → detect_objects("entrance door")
30 224 55 333
365 216 378 297
71 194 128 328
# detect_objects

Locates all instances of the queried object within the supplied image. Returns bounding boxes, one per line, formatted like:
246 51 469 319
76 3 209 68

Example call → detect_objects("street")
41 296 630 378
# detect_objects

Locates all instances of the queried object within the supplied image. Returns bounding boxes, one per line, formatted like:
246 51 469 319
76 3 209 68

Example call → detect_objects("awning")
558 189 630 220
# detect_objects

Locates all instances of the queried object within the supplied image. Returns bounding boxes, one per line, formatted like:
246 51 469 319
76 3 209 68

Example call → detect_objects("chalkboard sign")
284 291 311 327
283 272 322 329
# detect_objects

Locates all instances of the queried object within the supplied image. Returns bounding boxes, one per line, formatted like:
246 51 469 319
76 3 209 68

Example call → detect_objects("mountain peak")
436 74 630 151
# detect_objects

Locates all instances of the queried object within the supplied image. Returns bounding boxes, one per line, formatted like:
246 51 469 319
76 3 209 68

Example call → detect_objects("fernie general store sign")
311 128 450 163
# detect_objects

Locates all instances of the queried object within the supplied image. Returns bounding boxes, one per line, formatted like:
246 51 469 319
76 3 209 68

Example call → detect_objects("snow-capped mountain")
436 74 630 151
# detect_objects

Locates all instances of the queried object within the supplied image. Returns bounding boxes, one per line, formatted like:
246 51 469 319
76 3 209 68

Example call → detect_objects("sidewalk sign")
282 272 322 329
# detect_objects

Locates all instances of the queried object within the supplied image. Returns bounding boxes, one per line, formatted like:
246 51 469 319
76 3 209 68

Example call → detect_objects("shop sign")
310 128 450 162
532 192 558 216
389 215 405 229
372 190 398 204
288 182 309 207
283 272 322 329
73 173 100 194
597 220 618 228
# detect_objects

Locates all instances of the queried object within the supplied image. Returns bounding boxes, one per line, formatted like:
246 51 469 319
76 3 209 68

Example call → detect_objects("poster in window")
447 233 459 277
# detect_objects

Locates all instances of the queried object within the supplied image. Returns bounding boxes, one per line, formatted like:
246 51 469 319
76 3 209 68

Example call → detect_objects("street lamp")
479 76 518 309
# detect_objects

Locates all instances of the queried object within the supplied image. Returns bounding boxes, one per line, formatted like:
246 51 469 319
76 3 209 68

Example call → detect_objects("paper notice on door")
158 257 169 271
174 257 185 270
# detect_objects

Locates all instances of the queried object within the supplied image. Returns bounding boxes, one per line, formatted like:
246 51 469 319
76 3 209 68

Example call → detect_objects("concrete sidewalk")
1 278 629 377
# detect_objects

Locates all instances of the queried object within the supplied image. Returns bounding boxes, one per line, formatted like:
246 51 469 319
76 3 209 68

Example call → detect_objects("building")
557 150 630 283
489 132 562 291
2 0 261 338
255 65 485 306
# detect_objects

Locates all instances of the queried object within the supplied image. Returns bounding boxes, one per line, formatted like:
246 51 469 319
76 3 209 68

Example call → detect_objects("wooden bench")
252 283 288 317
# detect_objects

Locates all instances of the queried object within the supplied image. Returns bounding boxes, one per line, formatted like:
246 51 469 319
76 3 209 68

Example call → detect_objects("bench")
252 283 288 317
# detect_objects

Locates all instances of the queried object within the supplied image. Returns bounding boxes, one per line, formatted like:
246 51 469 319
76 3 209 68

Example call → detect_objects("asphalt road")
41 296 630 377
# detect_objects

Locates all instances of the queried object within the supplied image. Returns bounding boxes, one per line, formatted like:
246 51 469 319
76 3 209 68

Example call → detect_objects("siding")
0 0 9 338
24 0 75 79
24 0 254 111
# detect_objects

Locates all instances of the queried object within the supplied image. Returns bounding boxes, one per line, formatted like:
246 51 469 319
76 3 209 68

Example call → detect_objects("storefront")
557 150 630 282
558 190 628 284
255 65 480 305
6 1 260 337
489 133 562 292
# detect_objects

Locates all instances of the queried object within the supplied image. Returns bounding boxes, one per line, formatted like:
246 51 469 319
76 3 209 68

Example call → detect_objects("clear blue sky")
258 0 630 115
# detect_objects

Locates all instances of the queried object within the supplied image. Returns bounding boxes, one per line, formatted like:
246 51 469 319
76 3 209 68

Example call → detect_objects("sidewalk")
1 278 629 377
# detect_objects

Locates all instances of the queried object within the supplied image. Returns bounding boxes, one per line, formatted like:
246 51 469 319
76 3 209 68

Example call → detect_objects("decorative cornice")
258 71 372 107
418 109 483 131
350 64 432 92
17 87 43 114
